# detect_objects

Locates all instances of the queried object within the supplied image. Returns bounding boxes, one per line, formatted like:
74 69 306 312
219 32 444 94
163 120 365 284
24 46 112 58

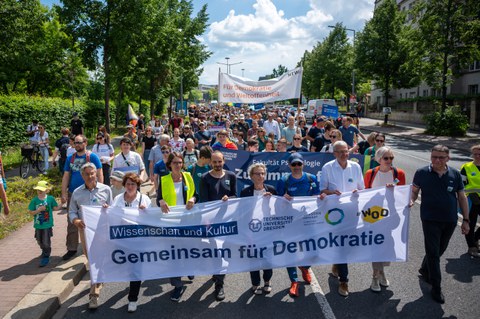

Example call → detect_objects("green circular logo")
325 208 344 225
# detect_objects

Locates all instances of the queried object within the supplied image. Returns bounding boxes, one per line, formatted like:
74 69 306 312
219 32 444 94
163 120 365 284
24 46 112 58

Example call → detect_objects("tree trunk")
149 77 155 119
103 2 112 132
115 82 124 128
441 0 453 114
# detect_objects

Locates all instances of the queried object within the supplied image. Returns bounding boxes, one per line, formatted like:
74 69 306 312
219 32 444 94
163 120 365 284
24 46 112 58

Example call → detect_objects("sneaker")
62 250 77 261
331 264 339 278
468 247 479 258
299 267 311 284
263 282 272 294
338 282 349 297
370 278 381 292
251 285 263 295
188 276 195 280
379 272 390 287
289 282 299 297
215 285 225 301
88 296 99 309
431 288 445 304
170 286 185 302
39 257 49 267
127 301 137 312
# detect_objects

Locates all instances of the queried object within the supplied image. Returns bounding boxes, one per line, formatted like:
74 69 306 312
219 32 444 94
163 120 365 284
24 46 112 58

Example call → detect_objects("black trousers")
420 220 456 289
465 203 480 248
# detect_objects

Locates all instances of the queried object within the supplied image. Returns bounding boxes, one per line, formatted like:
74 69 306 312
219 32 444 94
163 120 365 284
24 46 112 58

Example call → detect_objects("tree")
272 65 288 78
412 0 480 112
355 0 416 112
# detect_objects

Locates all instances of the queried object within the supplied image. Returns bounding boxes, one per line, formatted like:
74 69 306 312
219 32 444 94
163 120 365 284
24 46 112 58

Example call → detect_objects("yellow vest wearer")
461 162 480 195
161 172 195 206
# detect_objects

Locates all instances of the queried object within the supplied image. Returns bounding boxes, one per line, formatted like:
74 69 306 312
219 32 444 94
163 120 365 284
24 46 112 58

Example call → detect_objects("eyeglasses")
162 151 170 154
74 141 84 145
330 135 337 138
252 172 266 176
432 156 448 160
376 139 385 142
125 182 137 187
290 162 303 167
383 156 394 161
171 161 183 165
96 137 103 139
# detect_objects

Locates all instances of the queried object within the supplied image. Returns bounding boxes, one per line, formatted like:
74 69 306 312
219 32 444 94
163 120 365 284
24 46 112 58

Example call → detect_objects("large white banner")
218 67 303 104
83 185 411 284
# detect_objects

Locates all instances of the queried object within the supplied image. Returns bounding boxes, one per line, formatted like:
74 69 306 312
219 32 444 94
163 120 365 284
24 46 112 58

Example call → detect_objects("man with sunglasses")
194 122 212 148
411 144 469 304
319 140 364 297
277 153 320 297
61 135 103 261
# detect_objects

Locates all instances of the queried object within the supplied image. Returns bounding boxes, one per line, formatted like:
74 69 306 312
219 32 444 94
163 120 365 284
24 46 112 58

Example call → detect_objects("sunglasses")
74 141 84 145
290 162 303 167
330 135 337 138
96 137 104 139
383 156 394 161
162 151 170 154
293 138 301 140
376 139 385 142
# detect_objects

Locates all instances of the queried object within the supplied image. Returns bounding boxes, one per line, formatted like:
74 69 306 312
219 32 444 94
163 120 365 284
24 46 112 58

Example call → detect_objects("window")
399 93 403 99
410 92 416 98
468 85 479 95
423 90 428 97
469 61 480 71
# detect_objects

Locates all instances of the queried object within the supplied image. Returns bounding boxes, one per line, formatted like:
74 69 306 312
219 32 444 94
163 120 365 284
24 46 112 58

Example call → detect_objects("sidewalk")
0 118 478 318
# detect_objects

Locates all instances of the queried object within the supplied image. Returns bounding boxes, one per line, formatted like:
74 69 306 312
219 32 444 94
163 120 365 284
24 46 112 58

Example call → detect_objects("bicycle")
20 143 45 178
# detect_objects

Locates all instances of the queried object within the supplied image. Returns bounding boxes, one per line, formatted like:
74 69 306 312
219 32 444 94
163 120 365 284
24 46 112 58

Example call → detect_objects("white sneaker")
379 272 390 287
370 278 381 292
88 296 99 309
128 301 137 313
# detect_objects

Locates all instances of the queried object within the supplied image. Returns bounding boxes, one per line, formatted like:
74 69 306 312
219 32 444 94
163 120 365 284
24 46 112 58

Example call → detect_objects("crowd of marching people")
0 103 477 311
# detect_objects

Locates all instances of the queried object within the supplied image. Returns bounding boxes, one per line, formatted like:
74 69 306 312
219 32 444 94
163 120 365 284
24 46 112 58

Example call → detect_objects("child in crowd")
28 181 59 267
110 171 125 198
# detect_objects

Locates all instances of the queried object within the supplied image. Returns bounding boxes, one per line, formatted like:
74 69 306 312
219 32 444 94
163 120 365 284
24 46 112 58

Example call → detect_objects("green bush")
424 105 469 137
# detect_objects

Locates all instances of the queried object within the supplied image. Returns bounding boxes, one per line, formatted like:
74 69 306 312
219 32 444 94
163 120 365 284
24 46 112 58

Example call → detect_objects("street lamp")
217 57 242 74
328 25 356 104
241 68 245 77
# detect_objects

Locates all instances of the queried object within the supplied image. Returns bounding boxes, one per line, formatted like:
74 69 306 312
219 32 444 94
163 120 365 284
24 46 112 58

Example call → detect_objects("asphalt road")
53 136 480 319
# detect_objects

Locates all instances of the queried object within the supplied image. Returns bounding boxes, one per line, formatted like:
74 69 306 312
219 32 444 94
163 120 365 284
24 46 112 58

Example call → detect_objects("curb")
3 256 87 319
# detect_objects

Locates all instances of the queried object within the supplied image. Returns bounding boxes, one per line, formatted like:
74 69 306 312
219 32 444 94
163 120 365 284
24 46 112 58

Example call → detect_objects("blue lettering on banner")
110 222 238 239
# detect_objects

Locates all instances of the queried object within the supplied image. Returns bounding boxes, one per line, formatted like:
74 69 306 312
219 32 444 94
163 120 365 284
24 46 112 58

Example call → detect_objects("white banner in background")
83 185 411 284
218 67 303 104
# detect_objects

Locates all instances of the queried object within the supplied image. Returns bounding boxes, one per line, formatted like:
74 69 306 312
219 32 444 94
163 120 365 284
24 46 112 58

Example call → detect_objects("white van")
305 99 338 123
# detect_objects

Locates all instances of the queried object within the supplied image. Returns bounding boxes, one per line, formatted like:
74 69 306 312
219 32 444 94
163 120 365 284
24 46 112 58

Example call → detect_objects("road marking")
309 269 336 319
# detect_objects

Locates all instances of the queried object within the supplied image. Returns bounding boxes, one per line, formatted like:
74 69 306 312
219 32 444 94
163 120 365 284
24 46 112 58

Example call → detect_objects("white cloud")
200 0 375 84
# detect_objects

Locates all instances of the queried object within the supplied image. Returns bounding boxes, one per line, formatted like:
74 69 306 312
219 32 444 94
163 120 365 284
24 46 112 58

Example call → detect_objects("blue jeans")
143 149 151 176
40 146 49 170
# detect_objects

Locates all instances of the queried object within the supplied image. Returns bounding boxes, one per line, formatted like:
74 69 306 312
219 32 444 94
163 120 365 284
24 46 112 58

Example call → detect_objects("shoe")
379 271 390 287
289 282 299 297
88 296 99 309
188 275 195 280
170 286 185 302
39 257 49 267
127 301 137 312
299 267 311 284
263 282 272 294
370 277 381 292
468 247 479 258
418 268 431 284
331 264 339 278
251 285 263 295
211 276 217 283
431 288 445 304
215 285 225 301
62 250 77 261
338 282 349 297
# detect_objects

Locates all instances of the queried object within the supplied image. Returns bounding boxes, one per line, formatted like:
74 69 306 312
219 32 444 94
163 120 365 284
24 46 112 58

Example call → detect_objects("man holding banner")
199 151 237 301
277 153 320 297
319 141 365 297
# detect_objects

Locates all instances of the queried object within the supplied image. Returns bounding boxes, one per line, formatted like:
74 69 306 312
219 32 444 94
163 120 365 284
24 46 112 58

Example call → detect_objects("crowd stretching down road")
1 103 479 314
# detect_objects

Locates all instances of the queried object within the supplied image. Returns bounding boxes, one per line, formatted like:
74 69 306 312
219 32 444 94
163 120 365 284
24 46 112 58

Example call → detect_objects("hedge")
0 95 113 147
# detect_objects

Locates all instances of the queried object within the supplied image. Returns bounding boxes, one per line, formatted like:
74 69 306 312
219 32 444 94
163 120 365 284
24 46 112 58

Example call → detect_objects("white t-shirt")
113 151 145 175
253 188 266 196
34 131 49 146
92 143 114 164
112 191 151 208
174 181 185 205
371 170 394 188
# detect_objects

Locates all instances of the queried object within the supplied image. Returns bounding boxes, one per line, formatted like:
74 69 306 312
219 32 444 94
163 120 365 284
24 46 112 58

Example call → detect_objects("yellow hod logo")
361 206 389 223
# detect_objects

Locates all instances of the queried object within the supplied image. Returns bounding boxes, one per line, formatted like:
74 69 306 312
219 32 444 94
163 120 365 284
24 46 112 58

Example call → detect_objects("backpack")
183 150 199 160
59 140 70 160
70 151 91 164
366 166 399 189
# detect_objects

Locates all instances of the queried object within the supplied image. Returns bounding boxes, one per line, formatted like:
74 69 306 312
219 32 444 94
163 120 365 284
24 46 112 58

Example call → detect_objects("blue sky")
41 0 375 84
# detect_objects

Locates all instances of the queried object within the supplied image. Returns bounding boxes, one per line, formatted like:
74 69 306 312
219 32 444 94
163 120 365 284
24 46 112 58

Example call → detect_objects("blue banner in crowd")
220 150 365 193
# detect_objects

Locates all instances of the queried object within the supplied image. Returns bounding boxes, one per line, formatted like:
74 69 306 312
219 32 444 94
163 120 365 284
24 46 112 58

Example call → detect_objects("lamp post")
328 25 356 106
241 68 245 77
217 57 242 74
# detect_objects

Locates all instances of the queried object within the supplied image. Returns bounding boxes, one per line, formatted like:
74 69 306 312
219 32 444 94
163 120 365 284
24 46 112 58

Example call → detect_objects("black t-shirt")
71 119 83 135
307 126 324 139
199 171 237 203
287 145 309 152
357 141 371 155
143 136 156 150
312 135 330 152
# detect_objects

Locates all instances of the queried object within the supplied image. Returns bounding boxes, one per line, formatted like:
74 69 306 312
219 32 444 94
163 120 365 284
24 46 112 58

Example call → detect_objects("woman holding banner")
363 146 406 292
156 152 197 303
240 163 276 295
110 172 151 313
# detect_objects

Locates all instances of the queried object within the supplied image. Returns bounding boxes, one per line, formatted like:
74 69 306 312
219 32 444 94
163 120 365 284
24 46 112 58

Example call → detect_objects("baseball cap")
288 153 304 165
316 117 325 122
110 171 125 182
33 181 50 191
239 114 245 120
126 124 134 129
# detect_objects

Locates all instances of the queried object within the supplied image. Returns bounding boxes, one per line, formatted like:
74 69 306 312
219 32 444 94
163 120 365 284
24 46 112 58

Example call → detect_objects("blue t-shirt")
153 160 169 177
64 152 102 192
277 172 320 196
339 125 360 147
